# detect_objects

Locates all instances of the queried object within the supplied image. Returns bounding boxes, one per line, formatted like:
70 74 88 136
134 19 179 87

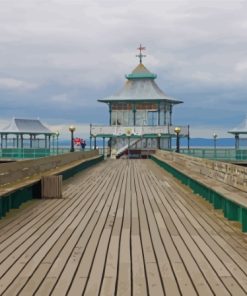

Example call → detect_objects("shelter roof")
228 118 247 134
0 118 54 134
132 63 150 74
99 63 182 104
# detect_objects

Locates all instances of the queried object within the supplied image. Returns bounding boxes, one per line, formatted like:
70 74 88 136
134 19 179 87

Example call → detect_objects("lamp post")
55 131 59 155
213 133 217 150
213 133 218 150
69 125 76 152
174 127 181 153
126 128 132 159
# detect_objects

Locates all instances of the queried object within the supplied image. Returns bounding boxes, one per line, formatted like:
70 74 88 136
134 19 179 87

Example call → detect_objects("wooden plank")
136 161 182 296
137 161 199 296
80 164 125 295
1 159 247 295
0 163 114 294
0 165 102 247
18 162 119 295
100 163 128 296
149 160 247 294
134 161 164 295
129 162 148 296
67 162 128 295
146 161 231 295
115 164 131 296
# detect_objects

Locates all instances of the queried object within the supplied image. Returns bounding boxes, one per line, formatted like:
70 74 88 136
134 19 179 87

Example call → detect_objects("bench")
151 153 247 232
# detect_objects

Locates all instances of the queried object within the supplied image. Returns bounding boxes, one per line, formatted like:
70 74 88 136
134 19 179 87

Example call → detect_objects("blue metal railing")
179 148 247 161
0 148 93 159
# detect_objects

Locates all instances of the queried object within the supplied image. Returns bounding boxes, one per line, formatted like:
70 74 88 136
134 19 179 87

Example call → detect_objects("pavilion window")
135 103 158 110
111 103 132 111
148 111 158 126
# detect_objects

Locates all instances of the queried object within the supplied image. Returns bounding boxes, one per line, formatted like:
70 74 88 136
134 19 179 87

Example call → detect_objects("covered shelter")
228 118 247 149
0 118 56 158
91 45 189 158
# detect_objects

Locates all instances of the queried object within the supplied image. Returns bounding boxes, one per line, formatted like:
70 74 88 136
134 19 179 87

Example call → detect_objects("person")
74 137 81 146
80 138 86 150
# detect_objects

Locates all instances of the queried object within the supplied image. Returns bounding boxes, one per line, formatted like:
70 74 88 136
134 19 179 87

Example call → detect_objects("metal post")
158 102 160 126
157 133 161 149
48 135 51 150
213 133 217 159
69 126 76 152
176 133 180 153
52 135 55 155
56 134 59 155
94 137 96 150
187 124 190 150
174 127 181 153
45 135 47 149
133 104 136 126
21 134 23 149
169 105 172 125
128 137 130 159
109 104 112 125
70 130 74 152
235 134 239 150
109 137 112 157
103 137 105 159
213 133 217 150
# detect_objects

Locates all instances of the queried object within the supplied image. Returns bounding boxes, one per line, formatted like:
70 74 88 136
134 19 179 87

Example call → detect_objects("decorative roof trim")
98 98 183 104
125 73 157 80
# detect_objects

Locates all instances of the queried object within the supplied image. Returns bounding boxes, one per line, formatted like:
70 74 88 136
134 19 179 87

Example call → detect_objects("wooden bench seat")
152 154 247 232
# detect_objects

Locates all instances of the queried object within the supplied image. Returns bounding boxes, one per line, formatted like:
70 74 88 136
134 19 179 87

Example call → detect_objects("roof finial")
136 44 146 64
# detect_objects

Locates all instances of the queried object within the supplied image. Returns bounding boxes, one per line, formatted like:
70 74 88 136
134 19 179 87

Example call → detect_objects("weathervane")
136 44 146 64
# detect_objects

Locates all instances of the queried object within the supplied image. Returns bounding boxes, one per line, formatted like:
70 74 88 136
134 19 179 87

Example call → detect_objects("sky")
0 0 247 139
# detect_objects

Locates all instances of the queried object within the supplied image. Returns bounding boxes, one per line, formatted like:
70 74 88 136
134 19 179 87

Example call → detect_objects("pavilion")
0 118 56 158
90 45 189 158
228 117 247 149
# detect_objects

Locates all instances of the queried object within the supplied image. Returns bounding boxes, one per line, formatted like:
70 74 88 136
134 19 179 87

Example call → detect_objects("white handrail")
116 138 141 156
91 125 189 137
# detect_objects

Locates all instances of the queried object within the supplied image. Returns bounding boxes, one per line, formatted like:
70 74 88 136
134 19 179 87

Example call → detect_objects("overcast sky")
0 0 247 139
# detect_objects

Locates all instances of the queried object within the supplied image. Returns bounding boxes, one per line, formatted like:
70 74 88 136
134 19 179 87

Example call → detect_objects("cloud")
0 78 38 91
0 0 247 137
42 122 91 140
189 126 231 138
51 93 70 103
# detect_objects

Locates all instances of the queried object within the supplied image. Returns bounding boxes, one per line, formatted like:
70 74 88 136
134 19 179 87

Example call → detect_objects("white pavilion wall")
135 110 147 126
111 103 172 127
111 110 134 126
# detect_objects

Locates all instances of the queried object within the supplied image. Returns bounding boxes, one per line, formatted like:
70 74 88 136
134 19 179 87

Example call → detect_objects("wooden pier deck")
1 159 247 295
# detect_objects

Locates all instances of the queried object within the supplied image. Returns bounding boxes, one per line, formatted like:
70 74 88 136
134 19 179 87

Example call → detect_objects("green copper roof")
125 72 157 79
126 63 157 79
99 63 183 104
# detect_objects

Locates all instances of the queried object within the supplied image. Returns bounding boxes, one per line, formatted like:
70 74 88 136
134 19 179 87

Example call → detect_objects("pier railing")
180 148 247 162
0 148 91 160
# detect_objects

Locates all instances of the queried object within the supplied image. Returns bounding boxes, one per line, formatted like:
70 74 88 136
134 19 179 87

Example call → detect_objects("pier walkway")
1 160 247 295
